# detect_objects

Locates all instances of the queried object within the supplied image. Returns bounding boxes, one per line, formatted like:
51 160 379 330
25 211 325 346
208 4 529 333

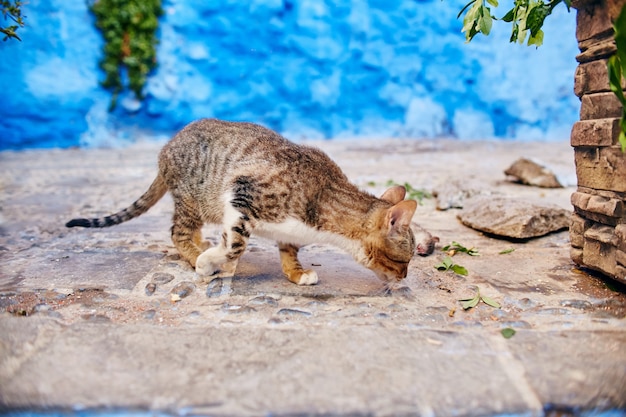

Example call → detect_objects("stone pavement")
0 139 625 416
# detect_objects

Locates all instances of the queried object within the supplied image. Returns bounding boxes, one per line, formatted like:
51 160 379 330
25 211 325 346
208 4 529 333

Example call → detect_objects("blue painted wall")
0 0 579 150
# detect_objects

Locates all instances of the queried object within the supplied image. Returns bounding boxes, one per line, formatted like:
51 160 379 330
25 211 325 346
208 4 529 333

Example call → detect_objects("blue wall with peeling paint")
0 0 579 150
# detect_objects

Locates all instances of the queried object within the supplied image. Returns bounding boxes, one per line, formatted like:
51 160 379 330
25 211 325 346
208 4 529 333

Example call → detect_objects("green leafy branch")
608 5 626 152
459 0 570 47
1 0 25 41
458 0 626 152
90 0 163 110
459 287 501 309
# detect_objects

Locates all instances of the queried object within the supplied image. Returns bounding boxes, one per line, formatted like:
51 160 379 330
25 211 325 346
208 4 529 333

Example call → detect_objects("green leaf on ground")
501 328 516 339
481 295 501 308
442 241 479 256
499 248 515 254
450 264 469 276
460 295 480 310
458 287 501 310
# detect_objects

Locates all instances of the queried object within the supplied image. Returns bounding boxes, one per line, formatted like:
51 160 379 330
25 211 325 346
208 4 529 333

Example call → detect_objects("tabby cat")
66 119 418 285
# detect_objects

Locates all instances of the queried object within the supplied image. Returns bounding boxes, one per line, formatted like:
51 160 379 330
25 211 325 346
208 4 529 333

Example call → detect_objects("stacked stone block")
570 0 626 282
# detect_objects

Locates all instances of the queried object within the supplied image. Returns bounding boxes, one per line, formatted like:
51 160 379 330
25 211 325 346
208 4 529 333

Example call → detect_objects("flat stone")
570 118 622 147
457 197 570 239
580 92 624 120
504 158 563 188
575 147 626 193
576 38 617 63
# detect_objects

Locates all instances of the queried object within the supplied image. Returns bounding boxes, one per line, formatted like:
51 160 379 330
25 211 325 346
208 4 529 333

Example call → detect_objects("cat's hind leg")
170 198 204 267
278 243 318 285
195 206 249 279
193 228 212 251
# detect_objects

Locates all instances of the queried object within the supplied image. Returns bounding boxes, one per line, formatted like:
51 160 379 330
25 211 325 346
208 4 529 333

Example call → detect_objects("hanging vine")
90 0 163 110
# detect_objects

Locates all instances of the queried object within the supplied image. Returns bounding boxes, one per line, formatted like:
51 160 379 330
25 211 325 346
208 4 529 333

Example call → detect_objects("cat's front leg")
278 243 319 285
196 208 250 279
195 250 238 282
195 247 225 277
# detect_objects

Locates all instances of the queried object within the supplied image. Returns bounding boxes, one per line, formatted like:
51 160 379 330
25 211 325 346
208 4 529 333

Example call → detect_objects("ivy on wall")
90 0 163 110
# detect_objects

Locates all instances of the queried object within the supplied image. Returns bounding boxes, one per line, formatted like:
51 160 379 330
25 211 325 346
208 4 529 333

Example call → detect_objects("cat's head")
362 186 417 283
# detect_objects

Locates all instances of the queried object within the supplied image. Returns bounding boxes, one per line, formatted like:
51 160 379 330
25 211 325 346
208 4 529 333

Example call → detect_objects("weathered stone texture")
574 147 626 193
575 0 626 42
571 247 584 265
570 0 626 282
616 225 626 252
574 60 626 97
570 213 587 248
582 224 619 276
570 118 622 147
576 38 618 63
580 93 624 120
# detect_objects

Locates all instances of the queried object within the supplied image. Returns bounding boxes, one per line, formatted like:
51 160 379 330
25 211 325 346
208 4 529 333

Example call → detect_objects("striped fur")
66 119 418 285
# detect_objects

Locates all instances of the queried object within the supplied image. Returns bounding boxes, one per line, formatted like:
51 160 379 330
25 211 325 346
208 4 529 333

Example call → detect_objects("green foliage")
608 4 626 152
499 248 515 254
90 0 163 110
458 0 626 152
459 0 569 46
459 287 501 309
435 256 468 276
442 241 480 256
1 0 25 41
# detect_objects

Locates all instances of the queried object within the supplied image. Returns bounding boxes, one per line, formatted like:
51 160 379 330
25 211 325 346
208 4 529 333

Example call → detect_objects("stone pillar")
570 0 626 282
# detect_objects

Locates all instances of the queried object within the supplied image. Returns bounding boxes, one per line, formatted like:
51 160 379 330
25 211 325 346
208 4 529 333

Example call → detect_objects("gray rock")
206 278 224 298
151 272 174 285
145 283 156 296
457 196 570 239
504 158 563 188
170 281 195 299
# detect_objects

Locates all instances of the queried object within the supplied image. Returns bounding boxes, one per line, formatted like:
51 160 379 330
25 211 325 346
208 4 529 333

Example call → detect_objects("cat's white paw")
195 252 219 276
297 269 319 285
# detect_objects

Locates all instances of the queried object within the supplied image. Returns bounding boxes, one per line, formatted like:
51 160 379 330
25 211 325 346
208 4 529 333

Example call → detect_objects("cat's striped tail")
66 175 168 228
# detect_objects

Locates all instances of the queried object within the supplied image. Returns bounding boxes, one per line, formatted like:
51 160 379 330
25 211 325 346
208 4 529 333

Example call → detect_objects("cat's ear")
386 199 417 233
380 186 406 204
